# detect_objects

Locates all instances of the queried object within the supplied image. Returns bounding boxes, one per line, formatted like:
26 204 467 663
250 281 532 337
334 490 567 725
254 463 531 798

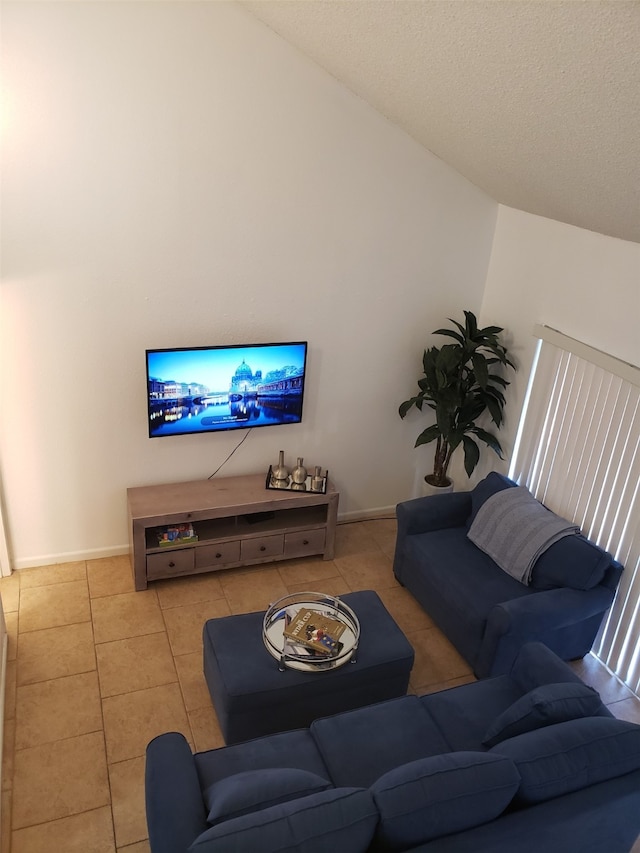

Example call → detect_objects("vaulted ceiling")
242 1 640 244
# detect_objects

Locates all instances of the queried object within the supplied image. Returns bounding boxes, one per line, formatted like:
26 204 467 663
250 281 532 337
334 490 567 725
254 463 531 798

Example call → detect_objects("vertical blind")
509 325 640 695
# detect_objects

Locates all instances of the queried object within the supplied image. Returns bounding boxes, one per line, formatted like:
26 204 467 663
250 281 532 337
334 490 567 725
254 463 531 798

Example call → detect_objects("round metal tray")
263 591 360 672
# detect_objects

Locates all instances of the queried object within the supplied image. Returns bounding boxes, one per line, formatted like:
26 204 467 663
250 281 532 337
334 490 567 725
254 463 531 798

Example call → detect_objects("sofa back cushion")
370 751 520 850
530 534 611 590
188 788 378 853
467 472 516 527
482 682 606 747
310 696 447 789
490 717 640 805
468 474 612 591
204 768 332 825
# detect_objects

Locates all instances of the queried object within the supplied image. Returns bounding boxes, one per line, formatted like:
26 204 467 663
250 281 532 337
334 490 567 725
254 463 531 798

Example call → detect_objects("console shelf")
127 474 339 591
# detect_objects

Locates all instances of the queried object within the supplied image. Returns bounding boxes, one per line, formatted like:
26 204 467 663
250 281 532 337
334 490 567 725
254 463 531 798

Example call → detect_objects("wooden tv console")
127 474 339 591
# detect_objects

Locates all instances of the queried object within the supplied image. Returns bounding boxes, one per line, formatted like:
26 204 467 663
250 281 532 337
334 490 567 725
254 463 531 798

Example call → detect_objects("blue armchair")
393 473 623 678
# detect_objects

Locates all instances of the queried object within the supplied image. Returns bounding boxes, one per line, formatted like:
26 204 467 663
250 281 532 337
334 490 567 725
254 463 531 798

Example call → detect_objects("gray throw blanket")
467 486 580 585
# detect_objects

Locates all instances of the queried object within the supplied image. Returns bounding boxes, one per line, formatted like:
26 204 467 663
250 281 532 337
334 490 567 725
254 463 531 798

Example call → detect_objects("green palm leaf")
399 310 515 484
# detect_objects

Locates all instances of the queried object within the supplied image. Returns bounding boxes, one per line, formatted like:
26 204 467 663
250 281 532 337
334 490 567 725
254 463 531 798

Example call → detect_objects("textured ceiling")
241 0 640 244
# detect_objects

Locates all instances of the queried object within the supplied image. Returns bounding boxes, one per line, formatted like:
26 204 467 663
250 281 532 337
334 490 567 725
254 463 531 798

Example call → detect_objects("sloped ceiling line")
241 0 640 244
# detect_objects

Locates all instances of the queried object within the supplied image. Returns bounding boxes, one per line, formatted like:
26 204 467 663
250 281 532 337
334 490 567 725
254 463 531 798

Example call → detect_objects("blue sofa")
145 643 640 853
393 472 623 678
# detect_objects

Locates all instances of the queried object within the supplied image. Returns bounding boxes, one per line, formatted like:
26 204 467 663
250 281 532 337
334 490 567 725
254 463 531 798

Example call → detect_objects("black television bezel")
145 340 308 439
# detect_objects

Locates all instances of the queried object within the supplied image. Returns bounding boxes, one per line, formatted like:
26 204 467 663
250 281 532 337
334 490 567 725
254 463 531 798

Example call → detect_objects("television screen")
146 342 308 438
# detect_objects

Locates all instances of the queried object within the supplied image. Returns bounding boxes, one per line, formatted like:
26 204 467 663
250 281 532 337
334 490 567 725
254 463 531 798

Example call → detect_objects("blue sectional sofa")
393 472 623 678
145 643 640 853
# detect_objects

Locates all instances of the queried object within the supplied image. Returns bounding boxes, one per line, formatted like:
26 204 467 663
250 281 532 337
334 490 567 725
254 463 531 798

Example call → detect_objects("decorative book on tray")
282 607 346 656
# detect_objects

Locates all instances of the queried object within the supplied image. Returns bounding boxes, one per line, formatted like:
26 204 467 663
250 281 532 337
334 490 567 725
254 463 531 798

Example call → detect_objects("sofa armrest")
395 492 472 537
393 493 473 585
601 559 624 593
146 732 209 853
509 642 588 691
477 585 615 679
491 586 615 633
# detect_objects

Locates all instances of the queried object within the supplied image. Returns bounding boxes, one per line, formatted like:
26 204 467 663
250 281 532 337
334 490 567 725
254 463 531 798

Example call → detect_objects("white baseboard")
337 506 397 523
11 511 398 570
13 544 130 571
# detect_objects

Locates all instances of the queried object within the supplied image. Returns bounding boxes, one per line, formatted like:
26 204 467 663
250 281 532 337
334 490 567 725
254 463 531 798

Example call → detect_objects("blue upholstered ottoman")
203 589 415 745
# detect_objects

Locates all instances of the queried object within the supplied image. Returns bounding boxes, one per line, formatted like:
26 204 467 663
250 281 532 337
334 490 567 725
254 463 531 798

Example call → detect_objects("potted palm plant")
399 310 515 489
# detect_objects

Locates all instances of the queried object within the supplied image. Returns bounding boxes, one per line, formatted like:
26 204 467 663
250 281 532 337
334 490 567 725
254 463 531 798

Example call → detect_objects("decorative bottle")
291 457 307 484
311 466 324 492
273 450 289 482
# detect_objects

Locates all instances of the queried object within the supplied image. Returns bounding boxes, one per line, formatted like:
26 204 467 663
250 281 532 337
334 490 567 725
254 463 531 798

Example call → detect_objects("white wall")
478 205 640 482
0 2 496 568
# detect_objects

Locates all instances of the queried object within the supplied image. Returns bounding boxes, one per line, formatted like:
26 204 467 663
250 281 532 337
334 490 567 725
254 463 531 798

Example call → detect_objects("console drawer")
284 528 326 558
195 541 241 570
241 534 284 561
147 548 195 580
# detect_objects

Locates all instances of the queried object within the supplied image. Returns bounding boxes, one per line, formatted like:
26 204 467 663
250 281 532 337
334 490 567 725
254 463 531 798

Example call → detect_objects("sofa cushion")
530 534 611 590
310 696 448 789
204 768 332 825
468 472 515 526
420 675 525 752
188 787 378 853
370 751 520 850
490 717 640 804
194 729 329 791
482 682 605 747
404 528 531 664
467 486 582 588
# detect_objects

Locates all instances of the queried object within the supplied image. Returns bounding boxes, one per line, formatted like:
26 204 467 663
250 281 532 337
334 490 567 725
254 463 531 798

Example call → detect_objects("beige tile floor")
1 518 639 852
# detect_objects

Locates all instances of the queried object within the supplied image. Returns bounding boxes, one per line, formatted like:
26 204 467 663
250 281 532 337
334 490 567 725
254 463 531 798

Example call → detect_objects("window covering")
509 325 640 696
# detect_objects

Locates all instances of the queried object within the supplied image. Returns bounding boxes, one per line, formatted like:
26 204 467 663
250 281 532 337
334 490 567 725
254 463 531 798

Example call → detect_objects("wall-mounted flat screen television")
146 341 308 438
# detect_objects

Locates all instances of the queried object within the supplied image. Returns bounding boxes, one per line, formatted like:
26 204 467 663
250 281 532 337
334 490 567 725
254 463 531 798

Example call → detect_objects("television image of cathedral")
229 359 304 400
146 342 307 437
